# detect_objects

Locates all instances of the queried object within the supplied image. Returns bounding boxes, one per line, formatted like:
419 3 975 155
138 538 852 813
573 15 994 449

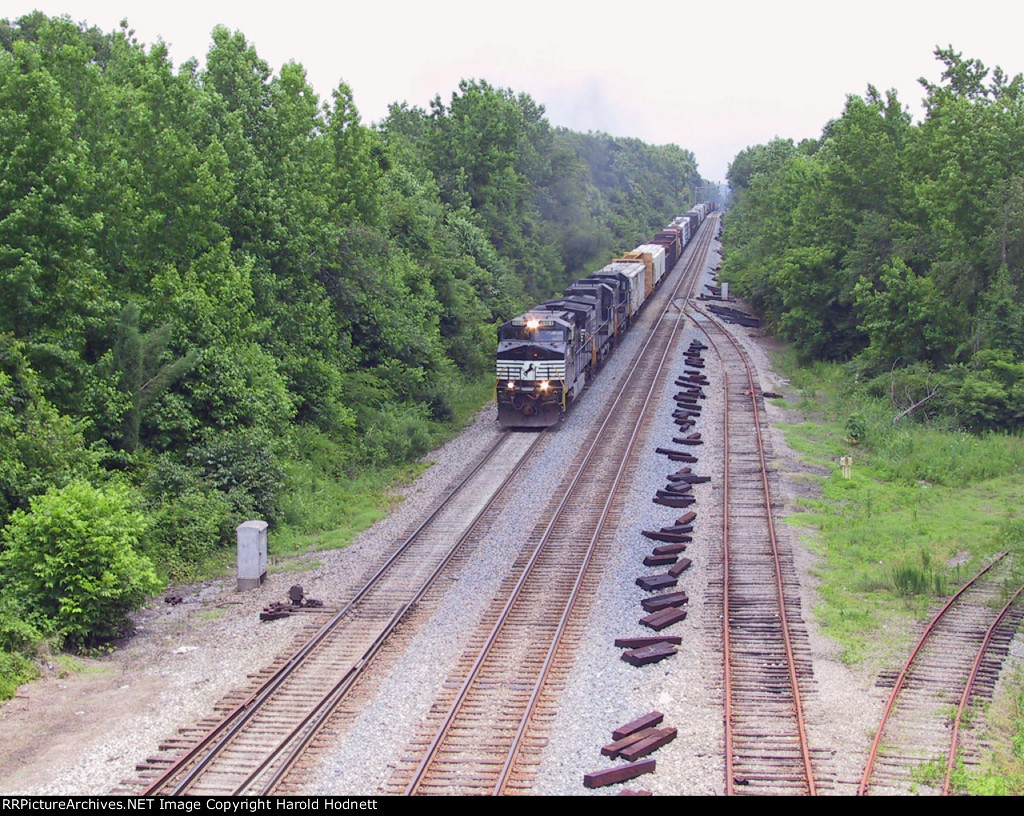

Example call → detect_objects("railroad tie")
641 591 688 612
620 642 678 667
636 573 677 591
583 759 656 788
643 553 678 567
653 495 695 508
612 711 665 739
667 473 710 484
640 607 688 631
667 557 692 577
619 728 678 762
641 530 691 543
656 488 693 499
614 635 683 648
602 727 665 757
659 523 693 533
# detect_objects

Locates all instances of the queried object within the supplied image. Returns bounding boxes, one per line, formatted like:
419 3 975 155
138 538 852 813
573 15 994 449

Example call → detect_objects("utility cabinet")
236 520 268 591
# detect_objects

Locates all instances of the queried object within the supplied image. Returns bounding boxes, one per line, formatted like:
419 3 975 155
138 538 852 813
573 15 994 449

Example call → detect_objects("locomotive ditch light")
507 381 515 390
539 380 550 391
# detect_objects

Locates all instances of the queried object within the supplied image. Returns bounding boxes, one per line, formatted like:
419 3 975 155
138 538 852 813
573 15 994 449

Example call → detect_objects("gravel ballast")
1 225 1017 796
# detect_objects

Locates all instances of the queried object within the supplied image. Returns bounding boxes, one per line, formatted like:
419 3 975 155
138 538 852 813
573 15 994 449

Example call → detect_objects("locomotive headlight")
506 381 515 390
526 318 540 330
539 380 550 391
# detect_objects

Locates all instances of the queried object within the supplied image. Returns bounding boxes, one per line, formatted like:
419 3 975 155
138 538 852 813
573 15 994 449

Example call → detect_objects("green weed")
775 352 1024 792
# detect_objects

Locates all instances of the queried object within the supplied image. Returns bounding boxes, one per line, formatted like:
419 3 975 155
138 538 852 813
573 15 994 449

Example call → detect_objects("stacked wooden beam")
583 711 678 791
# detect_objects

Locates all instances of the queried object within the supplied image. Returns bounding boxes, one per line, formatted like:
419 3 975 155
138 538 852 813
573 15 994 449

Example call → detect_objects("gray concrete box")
236 520 268 591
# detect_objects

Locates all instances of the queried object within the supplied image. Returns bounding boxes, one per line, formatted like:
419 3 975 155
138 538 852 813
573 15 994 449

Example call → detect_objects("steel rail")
857 551 1009 796
943 580 1024 794
141 428 544 796
688 300 817 795
249 430 546 794
403 215 718 796
492 216 717 795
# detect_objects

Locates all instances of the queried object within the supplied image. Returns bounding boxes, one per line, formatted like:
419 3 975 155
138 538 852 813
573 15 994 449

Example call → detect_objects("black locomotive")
496 204 712 427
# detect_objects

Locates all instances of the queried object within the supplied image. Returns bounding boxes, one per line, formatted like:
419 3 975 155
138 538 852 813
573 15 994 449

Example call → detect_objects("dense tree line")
722 48 1024 432
0 12 702 655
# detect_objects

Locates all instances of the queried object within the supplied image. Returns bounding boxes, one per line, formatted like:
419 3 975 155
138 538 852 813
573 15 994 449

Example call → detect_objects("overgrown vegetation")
775 354 1024 662
723 52 1024 789
918 671 1024 795
0 12 707 686
772 353 1024 792
722 48 1024 433
0 481 160 648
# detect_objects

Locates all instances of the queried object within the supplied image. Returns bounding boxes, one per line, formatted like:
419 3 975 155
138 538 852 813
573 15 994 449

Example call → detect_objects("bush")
0 595 45 700
186 428 285 525
0 481 162 647
141 453 236 577
144 488 235 580
0 650 37 700
359 403 435 466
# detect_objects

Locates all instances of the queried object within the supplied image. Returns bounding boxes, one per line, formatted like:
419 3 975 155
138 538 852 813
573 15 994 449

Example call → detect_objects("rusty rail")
858 551 1015 795
943 581 1024 794
688 300 818 795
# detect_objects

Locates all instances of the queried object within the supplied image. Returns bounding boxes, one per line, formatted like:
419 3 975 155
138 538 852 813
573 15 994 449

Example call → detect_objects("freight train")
496 203 713 427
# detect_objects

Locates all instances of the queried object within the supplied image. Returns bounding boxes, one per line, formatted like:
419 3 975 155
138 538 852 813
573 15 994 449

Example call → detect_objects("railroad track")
859 551 1024 795
385 218 719 795
129 428 544 795
687 301 825 795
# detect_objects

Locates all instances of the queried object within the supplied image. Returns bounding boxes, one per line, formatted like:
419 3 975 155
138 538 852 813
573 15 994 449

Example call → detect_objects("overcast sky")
9 1 1024 182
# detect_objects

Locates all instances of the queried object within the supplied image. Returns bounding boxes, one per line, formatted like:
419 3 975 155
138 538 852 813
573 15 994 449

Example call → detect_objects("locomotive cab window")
500 325 564 343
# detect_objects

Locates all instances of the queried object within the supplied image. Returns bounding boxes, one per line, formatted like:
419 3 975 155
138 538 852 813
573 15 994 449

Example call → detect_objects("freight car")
496 205 713 427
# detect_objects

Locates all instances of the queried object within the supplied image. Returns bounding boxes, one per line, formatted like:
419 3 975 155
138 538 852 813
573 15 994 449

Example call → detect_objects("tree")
0 337 97 530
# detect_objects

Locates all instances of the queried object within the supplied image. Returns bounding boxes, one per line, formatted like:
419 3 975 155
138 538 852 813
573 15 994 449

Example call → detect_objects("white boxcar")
601 261 646 317
634 243 667 286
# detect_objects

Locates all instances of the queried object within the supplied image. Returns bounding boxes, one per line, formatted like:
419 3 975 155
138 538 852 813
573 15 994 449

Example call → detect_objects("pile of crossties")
582 338 710 794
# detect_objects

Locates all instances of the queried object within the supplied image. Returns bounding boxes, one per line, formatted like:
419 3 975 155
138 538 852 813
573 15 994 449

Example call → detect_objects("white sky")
8 1 1024 183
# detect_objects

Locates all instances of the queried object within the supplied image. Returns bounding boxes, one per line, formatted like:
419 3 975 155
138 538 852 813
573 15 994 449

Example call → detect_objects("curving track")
859 551 1024 795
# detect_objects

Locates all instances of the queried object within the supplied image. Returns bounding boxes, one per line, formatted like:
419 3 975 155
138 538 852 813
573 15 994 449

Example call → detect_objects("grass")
773 350 1024 793
774 352 1024 665
0 651 37 699
271 372 496 560
939 672 1024 795
272 461 417 556
197 608 227 622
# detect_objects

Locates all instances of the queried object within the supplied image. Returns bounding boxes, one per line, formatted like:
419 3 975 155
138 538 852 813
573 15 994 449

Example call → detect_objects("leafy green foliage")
0 11 711 681
0 336 99 530
0 589 46 698
0 481 161 647
139 453 235 580
722 50 1024 431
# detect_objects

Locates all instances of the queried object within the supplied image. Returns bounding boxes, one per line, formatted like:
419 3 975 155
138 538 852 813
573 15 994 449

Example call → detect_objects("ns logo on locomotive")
495 204 713 428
